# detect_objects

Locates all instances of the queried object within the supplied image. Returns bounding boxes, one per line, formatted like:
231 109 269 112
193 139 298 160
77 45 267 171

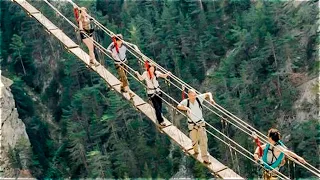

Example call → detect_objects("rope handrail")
40 1 269 178
32 0 320 177
81 8 320 176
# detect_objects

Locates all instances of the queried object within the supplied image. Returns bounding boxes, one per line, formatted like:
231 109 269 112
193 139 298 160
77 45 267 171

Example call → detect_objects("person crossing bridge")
253 128 307 180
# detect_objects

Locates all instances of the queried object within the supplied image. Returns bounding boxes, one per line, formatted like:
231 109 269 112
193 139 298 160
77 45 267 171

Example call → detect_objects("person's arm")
106 43 113 55
254 144 266 161
156 71 171 79
73 6 79 22
106 43 119 60
282 148 307 164
177 100 191 114
206 92 216 104
135 71 145 81
125 41 141 52
78 20 83 30
198 92 215 104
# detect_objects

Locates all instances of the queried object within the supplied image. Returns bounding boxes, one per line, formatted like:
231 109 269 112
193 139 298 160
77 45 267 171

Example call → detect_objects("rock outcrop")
294 77 319 122
0 76 32 178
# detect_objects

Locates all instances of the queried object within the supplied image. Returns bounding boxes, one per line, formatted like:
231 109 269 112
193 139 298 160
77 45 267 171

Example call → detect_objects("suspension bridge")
12 0 320 179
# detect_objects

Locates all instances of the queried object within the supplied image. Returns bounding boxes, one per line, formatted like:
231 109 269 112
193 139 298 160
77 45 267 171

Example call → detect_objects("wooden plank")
187 148 228 173
15 0 40 14
163 126 242 178
217 168 243 179
132 95 146 107
136 102 147 107
207 156 229 173
14 1 244 179
69 47 91 64
50 29 78 48
32 13 58 31
137 104 157 124
163 125 192 150
69 44 243 180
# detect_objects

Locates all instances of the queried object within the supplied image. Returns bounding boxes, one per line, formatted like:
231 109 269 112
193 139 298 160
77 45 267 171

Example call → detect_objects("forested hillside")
1 0 319 178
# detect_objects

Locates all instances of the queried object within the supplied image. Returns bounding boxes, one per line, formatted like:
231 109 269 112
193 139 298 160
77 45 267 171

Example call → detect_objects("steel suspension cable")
41 0 320 176
21 1 287 178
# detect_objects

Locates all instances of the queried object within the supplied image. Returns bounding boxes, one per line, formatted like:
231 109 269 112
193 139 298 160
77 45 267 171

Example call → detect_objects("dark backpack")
187 97 202 110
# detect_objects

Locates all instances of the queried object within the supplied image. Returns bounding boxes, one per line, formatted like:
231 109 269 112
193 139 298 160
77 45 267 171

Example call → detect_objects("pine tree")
66 121 89 173
10 34 27 75
87 150 113 178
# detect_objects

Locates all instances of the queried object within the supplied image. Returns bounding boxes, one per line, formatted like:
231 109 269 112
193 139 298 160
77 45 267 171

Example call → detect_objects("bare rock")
0 76 32 178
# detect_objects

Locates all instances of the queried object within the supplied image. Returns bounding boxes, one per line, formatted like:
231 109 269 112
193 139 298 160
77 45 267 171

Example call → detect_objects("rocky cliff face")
294 77 319 122
0 76 32 178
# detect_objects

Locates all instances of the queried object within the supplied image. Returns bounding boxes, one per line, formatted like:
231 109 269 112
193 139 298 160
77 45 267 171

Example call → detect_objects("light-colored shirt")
82 17 91 30
264 143 287 171
107 43 127 64
179 94 206 123
140 71 162 94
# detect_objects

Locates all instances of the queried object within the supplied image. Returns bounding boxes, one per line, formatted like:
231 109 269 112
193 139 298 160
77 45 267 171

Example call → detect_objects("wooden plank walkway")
13 1 244 179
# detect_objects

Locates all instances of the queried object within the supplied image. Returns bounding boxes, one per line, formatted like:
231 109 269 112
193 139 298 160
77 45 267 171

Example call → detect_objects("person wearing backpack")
135 62 171 126
107 34 140 98
177 89 215 165
253 128 306 180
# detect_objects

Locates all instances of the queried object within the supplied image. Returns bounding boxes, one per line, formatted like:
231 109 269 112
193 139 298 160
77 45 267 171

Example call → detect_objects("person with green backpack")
253 128 306 180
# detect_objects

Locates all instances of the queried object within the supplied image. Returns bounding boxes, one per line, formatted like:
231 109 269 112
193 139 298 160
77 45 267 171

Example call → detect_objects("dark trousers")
148 93 164 124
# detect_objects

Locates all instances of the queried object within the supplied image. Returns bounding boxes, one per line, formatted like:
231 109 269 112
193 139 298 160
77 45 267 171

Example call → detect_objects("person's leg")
116 64 126 92
199 123 209 162
122 64 129 92
263 171 271 180
121 64 134 97
270 172 278 180
82 37 96 63
189 127 199 154
158 94 163 118
88 37 95 61
153 95 164 124
150 95 160 123
115 64 124 91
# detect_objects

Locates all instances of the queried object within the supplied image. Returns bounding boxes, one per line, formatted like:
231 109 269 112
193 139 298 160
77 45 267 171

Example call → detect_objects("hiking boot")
194 151 199 156
203 160 212 165
120 86 126 93
159 122 167 127
89 59 100 67
129 92 135 98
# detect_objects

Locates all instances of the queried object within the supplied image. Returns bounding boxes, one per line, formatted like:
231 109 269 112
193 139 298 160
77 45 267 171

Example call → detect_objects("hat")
114 34 123 40
188 89 196 94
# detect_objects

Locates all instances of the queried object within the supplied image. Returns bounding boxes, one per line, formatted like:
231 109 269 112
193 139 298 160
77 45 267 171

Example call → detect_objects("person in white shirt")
107 34 140 98
177 89 215 165
135 62 171 126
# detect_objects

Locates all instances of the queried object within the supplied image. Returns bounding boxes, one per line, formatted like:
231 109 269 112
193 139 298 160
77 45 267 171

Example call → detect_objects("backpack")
187 97 202 110
262 141 285 170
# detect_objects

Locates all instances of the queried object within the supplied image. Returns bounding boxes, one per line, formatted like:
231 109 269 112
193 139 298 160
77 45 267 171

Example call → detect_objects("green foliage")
10 78 35 119
8 145 22 170
7 137 33 177
3 0 318 179
25 116 51 178
87 150 113 178
288 119 320 178
15 137 33 169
